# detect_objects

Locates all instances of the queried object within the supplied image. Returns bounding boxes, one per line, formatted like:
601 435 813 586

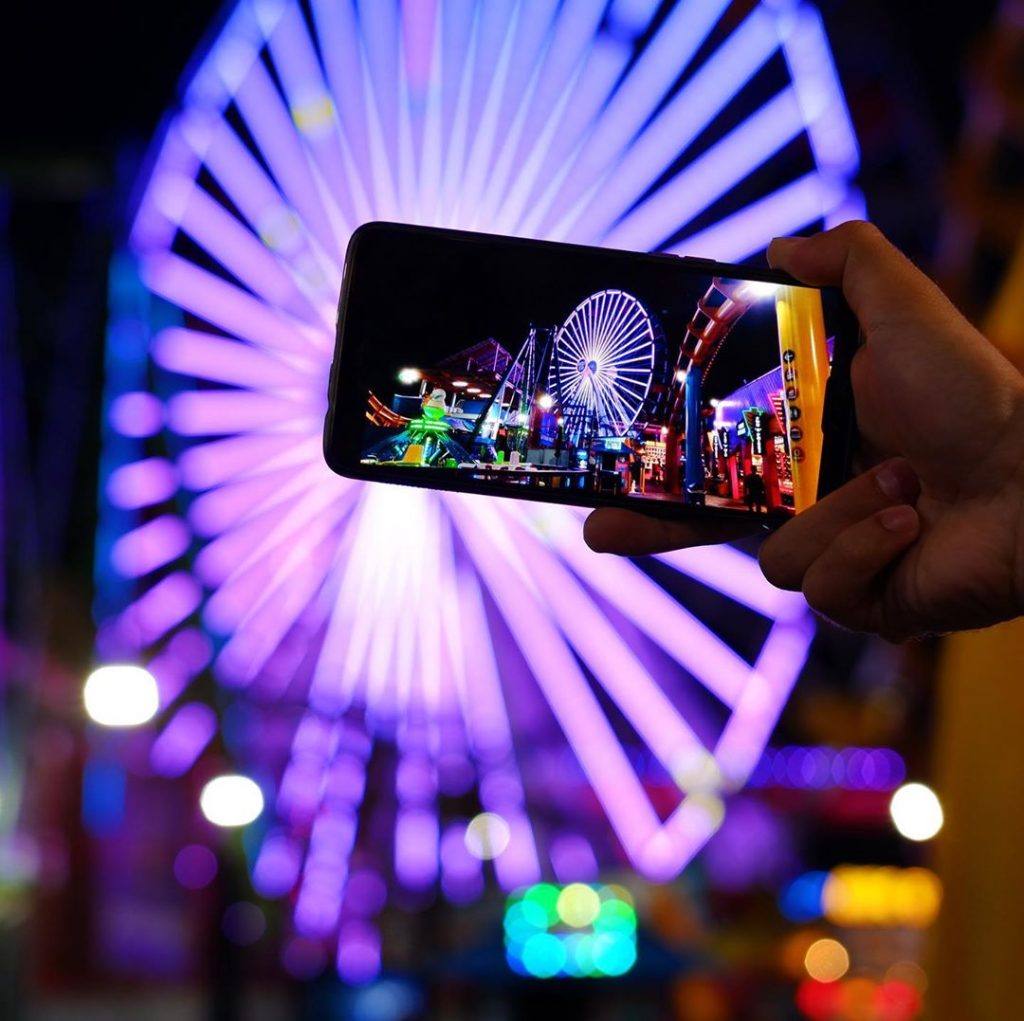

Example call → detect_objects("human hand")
584 222 1024 640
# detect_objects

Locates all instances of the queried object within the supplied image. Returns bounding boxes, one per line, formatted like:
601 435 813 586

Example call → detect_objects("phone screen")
327 225 855 519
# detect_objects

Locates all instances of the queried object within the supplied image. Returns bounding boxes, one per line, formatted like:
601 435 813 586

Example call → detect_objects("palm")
841 278 1024 638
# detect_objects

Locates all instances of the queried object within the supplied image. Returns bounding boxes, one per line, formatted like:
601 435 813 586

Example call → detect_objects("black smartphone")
324 222 858 523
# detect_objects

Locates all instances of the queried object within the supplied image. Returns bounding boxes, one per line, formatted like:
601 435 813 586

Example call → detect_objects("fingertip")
757 529 801 591
582 509 612 552
766 235 802 269
878 504 919 534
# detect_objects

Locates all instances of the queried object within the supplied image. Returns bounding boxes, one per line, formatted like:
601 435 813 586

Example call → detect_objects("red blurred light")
796 979 842 1020
876 979 922 1021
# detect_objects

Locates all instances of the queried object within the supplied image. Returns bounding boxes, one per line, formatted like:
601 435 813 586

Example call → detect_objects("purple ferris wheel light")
96 0 860 982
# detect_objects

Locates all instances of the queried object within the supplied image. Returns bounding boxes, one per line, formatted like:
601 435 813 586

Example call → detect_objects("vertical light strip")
451 497 663 865
309 0 375 197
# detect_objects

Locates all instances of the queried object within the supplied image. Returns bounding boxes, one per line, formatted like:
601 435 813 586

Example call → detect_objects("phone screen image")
330 226 853 518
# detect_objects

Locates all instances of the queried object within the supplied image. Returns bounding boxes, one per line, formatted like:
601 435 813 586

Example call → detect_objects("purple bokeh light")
336 921 382 986
106 458 179 511
150 703 217 777
108 392 164 438
748 746 907 791
173 844 218 890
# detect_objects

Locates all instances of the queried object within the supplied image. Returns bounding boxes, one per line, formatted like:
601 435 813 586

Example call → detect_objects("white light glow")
675 369 687 383
464 812 511 860
739 279 780 300
467 387 480 394
397 368 420 384
890 782 943 841
538 393 554 410
200 774 265 827
84 665 160 727
452 380 468 388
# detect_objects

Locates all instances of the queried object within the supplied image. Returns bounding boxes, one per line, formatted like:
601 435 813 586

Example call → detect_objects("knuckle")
835 219 882 247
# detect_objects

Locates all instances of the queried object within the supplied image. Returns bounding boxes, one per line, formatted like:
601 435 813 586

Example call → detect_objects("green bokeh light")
504 884 637 979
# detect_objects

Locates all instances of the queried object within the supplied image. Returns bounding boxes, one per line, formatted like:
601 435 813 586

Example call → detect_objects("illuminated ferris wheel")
95 0 861 984
550 289 658 444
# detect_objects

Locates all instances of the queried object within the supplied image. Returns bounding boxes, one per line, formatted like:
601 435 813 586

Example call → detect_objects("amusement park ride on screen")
325 223 859 522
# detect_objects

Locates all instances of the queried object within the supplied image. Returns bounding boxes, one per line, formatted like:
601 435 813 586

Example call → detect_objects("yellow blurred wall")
929 243 1024 1021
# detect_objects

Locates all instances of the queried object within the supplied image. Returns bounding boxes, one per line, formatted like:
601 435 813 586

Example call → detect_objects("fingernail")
766 236 804 268
875 460 919 503
879 505 917 532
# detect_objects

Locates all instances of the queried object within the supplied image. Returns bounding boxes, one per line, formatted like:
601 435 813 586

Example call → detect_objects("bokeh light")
556 883 601 927
173 843 218 890
199 774 264 827
347 979 424 1021
521 932 567 978
83 664 159 727
822 866 942 928
464 812 511 861
780 929 828 980
779 871 829 923
803 938 850 982
504 882 637 979
748 746 907 791
890 782 944 841
796 979 843 1021
884 960 928 993
222 901 266 945
281 935 328 980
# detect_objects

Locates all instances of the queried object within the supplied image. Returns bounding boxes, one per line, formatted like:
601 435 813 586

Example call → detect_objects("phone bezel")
323 221 859 524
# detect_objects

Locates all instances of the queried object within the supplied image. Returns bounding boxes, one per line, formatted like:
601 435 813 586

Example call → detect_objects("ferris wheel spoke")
560 322 589 364
595 303 648 368
603 386 632 434
585 293 604 360
602 318 652 363
610 374 648 399
597 293 635 347
561 371 589 408
601 317 652 363
600 383 637 432
594 291 621 360
561 320 589 364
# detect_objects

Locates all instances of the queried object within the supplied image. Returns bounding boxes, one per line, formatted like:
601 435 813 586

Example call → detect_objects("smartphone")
324 223 858 523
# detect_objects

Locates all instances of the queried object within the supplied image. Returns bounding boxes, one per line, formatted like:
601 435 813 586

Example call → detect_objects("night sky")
337 225 843 422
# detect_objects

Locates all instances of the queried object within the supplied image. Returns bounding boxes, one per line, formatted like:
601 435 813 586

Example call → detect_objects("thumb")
766 221 956 333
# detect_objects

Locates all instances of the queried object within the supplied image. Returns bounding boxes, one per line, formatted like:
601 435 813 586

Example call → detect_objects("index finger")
759 457 920 591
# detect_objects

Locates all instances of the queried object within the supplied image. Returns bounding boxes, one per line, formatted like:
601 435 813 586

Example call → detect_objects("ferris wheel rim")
550 288 658 438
